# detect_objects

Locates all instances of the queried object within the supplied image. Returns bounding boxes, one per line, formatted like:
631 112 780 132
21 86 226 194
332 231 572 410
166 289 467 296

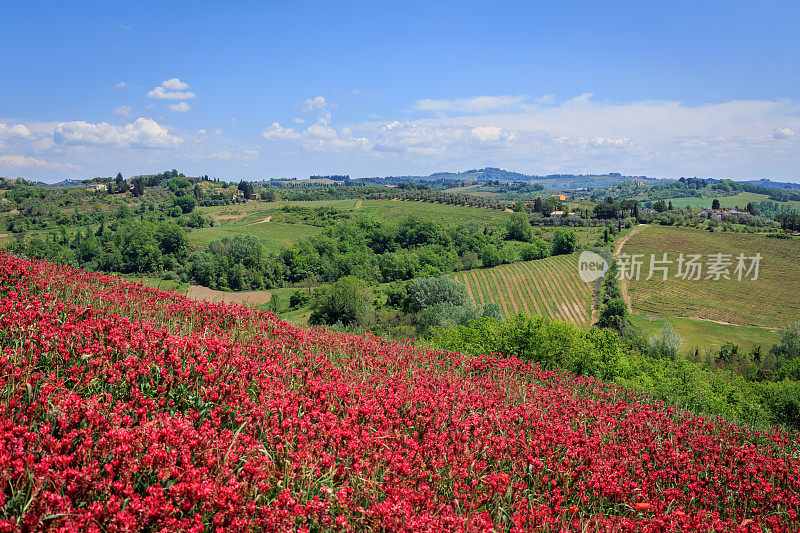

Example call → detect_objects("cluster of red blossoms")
1 252 798 532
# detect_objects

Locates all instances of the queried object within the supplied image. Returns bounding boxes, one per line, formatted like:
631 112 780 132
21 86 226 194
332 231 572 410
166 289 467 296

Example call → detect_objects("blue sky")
2 1 799 181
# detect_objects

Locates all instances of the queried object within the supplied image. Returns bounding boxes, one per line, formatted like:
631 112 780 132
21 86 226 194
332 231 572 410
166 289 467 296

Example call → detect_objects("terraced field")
623 225 800 328
453 253 593 327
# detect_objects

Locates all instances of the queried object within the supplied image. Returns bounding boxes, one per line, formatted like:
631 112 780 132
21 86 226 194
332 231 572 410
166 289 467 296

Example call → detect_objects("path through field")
186 285 272 306
615 224 648 312
454 253 593 327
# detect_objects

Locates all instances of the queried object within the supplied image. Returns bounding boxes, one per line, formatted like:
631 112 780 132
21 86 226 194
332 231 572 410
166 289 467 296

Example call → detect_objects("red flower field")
1 252 799 531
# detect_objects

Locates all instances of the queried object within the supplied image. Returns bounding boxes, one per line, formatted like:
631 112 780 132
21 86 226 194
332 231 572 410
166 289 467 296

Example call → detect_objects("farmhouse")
551 194 567 201
550 210 566 218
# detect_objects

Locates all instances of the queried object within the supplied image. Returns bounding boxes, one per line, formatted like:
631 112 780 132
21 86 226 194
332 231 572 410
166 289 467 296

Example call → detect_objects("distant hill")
741 178 800 192
422 167 660 189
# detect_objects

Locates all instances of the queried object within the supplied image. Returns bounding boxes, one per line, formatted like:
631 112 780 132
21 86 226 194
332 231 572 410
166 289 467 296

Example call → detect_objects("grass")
629 313 780 353
453 252 593 327
121 274 188 293
662 192 800 210
622 225 800 328
188 221 324 252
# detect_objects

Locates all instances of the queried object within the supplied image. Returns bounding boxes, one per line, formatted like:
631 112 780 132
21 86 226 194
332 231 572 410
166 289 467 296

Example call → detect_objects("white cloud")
162 78 189 91
115 81 129 89
0 123 32 139
0 117 260 179
414 95 527 113
168 101 191 113
114 105 133 119
262 122 301 140
302 96 329 112
772 127 795 139
0 155 78 170
260 93 800 178
147 78 196 100
471 126 503 142
53 118 181 148
292 117 305 124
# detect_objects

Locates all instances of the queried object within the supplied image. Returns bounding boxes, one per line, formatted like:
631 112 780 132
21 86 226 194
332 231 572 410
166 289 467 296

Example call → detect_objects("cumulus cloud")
115 81 129 89
0 123 32 139
260 93 800 178
471 126 504 142
168 101 191 113
0 116 260 179
162 78 189 91
148 78 196 100
262 122 301 140
302 96 329 112
53 118 181 148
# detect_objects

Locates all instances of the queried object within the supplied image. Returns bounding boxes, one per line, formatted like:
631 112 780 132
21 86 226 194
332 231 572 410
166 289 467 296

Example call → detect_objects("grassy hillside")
453 253 593 327
623 225 800 328
663 192 800 210
4 253 799 530
192 199 515 252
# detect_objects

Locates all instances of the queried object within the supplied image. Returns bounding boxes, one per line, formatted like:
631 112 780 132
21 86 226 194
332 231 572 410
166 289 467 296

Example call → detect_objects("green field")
630 314 780 353
662 192 800 210
623 225 800 328
188 220 324 252
192 199 517 253
453 253 593 327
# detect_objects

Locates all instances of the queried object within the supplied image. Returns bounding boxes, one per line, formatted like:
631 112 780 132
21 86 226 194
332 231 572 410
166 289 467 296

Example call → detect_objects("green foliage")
309 276 372 327
505 212 533 242
551 229 576 255
519 238 550 261
405 276 470 312
173 195 197 214
432 315 624 379
289 290 310 309
647 322 682 359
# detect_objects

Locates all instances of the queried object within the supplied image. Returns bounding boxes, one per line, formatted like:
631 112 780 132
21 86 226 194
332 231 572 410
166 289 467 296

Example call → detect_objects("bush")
289 290 310 308
309 276 372 327
406 276 470 312
505 212 533 242
519 238 550 261
551 229 576 255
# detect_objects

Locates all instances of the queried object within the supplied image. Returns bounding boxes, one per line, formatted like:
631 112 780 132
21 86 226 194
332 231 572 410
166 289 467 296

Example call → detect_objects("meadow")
191 199 516 253
453 253 593 328
662 192 800 210
2 253 799 531
622 225 800 328
629 314 780 353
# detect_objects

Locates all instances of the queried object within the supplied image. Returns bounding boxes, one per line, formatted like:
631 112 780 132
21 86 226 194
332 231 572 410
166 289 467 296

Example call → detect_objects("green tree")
551 229 576 255
309 276 372 327
406 276 470 312
597 297 628 331
173 195 197 214
505 212 533 242
712 198 721 209
519 238 550 260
